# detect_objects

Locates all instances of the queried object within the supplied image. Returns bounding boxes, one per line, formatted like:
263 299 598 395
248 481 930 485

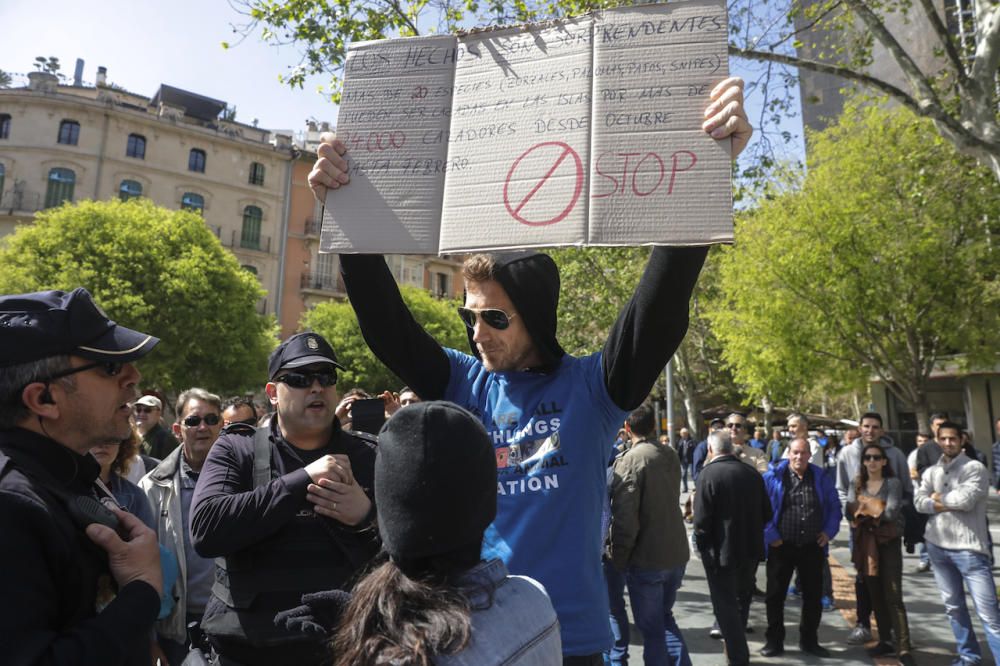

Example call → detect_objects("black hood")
465 251 565 371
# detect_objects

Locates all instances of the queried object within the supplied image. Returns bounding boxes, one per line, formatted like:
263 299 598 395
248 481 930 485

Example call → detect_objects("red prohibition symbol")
503 141 583 227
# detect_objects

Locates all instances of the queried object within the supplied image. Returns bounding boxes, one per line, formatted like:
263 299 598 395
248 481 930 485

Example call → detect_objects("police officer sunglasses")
44 361 125 382
457 307 518 331
274 371 338 389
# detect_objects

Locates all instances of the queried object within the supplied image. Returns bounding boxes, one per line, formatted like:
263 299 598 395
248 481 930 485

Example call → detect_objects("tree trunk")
683 394 702 440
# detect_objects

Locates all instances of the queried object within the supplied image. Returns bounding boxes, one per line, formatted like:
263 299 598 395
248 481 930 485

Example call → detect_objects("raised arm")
310 139 451 400
339 255 451 400
601 78 751 410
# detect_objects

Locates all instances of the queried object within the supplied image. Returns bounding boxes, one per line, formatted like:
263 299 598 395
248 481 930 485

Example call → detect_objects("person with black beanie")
308 78 752 663
315 401 559 665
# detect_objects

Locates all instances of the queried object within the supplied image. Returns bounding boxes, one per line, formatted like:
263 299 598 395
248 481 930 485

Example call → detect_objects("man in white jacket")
140 388 224 665
915 421 1000 666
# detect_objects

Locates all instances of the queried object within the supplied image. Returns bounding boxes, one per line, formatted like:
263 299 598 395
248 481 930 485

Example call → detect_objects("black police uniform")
0 428 160 665
190 417 379 665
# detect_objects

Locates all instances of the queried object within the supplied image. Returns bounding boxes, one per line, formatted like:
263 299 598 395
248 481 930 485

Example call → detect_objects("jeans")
765 542 823 647
625 565 692 666
705 561 756 665
926 542 1000 665
604 561 630 666
681 464 691 493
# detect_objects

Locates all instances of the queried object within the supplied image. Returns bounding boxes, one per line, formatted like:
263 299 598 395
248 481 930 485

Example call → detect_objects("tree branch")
730 46 1000 156
914 0 971 88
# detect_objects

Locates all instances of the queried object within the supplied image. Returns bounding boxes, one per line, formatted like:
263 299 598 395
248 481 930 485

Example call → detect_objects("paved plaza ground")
615 490 1000 665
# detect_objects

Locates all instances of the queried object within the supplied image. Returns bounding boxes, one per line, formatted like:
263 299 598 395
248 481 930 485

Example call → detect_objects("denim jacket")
436 559 562 666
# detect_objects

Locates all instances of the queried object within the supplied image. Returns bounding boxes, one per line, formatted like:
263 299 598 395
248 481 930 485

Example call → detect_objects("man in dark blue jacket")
190 332 379 665
760 437 841 658
0 288 163 665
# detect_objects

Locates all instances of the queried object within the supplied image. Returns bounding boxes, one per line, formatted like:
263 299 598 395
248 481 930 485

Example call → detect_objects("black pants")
563 654 604 665
765 542 823 647
705 561 756 665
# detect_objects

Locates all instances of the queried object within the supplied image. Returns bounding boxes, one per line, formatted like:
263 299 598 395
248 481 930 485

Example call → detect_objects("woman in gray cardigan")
846 442 915 666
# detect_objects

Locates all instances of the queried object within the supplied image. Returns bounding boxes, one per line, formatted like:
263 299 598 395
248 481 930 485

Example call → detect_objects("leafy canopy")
0 199 277 394
302 284 468 392
710 102 1000 411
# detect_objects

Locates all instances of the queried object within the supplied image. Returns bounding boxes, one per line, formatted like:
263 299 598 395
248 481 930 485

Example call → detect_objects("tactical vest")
202 427 375 647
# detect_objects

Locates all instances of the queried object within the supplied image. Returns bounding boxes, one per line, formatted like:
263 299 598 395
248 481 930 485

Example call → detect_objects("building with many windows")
0 69 294 315
0 67 469 340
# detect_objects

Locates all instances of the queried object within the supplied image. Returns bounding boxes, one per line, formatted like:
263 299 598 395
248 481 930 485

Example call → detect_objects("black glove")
274 589 353 636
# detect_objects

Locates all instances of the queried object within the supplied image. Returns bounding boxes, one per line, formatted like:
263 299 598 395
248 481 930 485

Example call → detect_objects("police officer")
0 288 163 665
190 332 379 665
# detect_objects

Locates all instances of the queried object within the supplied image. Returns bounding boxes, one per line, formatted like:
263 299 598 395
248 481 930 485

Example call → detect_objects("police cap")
268 332 345 380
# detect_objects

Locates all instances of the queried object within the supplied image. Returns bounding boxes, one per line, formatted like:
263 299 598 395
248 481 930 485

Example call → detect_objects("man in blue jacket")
760 437 841 658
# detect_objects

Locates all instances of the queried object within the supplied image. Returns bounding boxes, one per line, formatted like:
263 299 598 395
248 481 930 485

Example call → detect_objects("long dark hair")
854 442 893 496
331 554 476 666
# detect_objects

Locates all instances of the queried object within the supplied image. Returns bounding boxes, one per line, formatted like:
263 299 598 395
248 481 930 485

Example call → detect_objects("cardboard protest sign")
321 0 732 255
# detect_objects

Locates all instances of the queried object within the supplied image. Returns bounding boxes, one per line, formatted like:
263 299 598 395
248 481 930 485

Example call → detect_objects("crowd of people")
631 409 1000 666
3 74 997 666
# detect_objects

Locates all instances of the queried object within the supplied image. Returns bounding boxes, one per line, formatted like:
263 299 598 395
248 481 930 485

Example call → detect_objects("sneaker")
846 625 872 645
788 585 801 597
821 595 835 611
916 560 931 573
710 625 723 640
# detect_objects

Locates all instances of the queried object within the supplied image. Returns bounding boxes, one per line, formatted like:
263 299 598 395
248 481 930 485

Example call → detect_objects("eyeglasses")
863 454 885 462
457 307 518 331
726 423 744 430
133 405 156 414
44 361 125 382
182 413 221 428
274 371 338 389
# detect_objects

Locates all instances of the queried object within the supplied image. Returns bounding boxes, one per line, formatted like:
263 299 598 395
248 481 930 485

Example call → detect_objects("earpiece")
40 387 54 405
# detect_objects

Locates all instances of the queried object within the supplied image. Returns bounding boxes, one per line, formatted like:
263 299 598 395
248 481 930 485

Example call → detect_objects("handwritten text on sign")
321 0 733 255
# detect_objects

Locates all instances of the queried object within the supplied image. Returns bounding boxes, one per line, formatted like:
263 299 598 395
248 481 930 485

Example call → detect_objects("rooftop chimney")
74 59 84 87
96 66 107 87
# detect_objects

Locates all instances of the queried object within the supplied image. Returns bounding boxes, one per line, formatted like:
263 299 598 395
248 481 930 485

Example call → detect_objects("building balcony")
221 229 271 254
1 188 43 215
303 217 322 238
300 270 345 296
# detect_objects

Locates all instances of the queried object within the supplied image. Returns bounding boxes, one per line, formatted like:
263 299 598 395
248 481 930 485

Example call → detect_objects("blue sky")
1 0 339 132
2 0 803 164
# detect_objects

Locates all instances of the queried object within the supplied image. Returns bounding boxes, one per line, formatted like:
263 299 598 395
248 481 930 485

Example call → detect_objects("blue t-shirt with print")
443 347 627 656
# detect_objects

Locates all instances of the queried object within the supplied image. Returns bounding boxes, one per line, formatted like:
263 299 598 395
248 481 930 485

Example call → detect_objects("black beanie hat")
375 401 497 561
463 251 565 369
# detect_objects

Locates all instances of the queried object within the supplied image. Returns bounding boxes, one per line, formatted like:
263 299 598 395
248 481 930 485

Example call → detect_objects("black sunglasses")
863 454 885 462
275 371 338 389
133 405 156 414
183 413 221 428
726 423 744 430
45 361 125 382
457 307 518 331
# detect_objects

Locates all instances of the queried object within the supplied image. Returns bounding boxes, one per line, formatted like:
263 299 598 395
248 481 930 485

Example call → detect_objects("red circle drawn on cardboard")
503 141 583 227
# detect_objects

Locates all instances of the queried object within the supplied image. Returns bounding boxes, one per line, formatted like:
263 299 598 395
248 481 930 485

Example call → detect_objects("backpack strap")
252 425 272 489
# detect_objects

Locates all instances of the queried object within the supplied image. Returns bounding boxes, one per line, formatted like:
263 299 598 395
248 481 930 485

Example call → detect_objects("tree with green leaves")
710 102 1000 429
301 284 467 392
229 0 1000 184
550 246 739 437
0 199 276 395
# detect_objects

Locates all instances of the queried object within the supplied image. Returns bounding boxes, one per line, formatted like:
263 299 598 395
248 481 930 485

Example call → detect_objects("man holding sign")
310 77 749 663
